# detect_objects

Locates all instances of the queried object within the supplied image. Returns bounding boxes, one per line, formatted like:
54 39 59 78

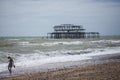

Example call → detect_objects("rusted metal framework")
48 24 99 39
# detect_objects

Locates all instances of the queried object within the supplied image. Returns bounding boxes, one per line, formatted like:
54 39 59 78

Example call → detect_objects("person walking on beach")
8 56 15 74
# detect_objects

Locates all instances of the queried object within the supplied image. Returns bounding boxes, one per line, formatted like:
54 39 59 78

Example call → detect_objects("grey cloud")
0 0 120 36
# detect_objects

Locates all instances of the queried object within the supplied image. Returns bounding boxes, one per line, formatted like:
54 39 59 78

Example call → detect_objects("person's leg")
8 67 12 74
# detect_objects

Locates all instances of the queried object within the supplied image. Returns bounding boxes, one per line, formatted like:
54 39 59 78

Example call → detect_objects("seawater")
0 36 120 73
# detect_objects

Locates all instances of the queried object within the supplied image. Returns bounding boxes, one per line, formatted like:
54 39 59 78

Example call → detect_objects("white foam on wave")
18 42 30 45
15 51 91 68
41 41 84 46
91 40 120 44
16 47 120 67
0 63 8 73
0 47 120 73
12 47 120 69
15 40 120 47
17 41 40 46
8 39 20 41
16 55 91 68
41 40 120 47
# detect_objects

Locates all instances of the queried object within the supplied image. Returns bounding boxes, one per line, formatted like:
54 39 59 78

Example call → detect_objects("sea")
0 36 120 77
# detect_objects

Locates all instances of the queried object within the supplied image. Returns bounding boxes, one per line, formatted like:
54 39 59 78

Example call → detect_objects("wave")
11 40 120 47
0 47 120 73
41 41 84 46
17 41 40 46
8 39 20 41
41 40 120 47
91 40 120 44
16 41 84 47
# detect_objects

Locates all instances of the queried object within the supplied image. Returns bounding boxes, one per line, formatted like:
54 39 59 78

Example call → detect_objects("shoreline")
1 62 120 80
0 53 120 80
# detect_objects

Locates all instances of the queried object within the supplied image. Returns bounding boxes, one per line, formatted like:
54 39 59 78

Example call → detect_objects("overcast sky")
0 0 120 37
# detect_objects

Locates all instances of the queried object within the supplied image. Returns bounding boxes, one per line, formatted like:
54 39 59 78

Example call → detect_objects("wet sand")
0 54 120 80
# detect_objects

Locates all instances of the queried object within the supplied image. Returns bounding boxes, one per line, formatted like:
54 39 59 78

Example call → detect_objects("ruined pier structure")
48 24 99 39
